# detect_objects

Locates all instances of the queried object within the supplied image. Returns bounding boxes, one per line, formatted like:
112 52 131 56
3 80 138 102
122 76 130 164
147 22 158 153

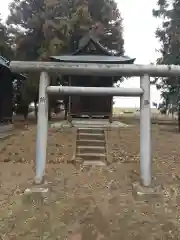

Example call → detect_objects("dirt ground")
0 118 180 239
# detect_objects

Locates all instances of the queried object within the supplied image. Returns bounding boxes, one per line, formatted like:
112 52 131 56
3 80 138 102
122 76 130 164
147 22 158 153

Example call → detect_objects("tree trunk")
64 103 68 120
64 97 69 120
48 109 51 121
48 99 51 121
178 106 180 132
34 101 38 120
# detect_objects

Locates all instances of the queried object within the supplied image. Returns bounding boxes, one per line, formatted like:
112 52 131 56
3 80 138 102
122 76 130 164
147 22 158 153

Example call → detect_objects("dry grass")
0 117 180 239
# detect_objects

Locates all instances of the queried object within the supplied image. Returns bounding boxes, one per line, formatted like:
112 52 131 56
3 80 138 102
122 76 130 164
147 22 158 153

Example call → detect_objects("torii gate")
10 61 180 187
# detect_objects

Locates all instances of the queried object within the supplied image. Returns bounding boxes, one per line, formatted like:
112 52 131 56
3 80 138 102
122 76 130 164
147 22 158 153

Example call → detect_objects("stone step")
83 161 106 166
75 124 107 129
78 133 105 141
78 127 104 134
76 139 105 147
0 124 14 133
0 132 14 140
76 153 106 161
73 120 109 125
76 145 105 154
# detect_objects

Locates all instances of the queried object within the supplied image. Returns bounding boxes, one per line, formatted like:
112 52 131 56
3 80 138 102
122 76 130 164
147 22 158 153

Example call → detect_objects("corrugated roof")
50 55 135 64
0 55 26 80
0 56 9 68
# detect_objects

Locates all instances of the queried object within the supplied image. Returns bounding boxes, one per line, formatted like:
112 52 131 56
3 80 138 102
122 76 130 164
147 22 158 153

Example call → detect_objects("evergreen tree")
0 15 12 58
7 0 124 59
6 0 125 118
153 0 180 130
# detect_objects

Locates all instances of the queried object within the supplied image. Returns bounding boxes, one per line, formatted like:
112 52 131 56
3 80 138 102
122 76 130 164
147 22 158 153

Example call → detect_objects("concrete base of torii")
22 181 49 205
132 182 162 200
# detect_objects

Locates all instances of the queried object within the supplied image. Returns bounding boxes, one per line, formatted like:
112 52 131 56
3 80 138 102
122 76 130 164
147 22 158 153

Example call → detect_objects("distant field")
113 107 159 115
113 107 178 125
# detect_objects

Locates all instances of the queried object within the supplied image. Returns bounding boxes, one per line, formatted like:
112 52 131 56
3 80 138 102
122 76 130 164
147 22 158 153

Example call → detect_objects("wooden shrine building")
0 56 25 123
50 35 135 122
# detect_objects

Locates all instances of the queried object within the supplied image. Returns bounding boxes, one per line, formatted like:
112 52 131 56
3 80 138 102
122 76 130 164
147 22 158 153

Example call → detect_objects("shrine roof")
0 56 26 80
0 56 9 67
50 34 135 64
50 55 135 64
73 35 120 56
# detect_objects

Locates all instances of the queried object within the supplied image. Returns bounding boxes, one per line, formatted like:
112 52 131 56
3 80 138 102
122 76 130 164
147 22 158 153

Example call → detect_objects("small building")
0 56 25 123
50 34 135 122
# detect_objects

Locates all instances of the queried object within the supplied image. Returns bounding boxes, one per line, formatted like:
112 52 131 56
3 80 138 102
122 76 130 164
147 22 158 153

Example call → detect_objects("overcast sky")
1 0 162 108
116 0 162 108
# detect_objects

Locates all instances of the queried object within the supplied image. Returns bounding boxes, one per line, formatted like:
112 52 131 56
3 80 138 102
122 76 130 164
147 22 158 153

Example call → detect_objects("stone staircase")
0 124 14 140
76 127 107 166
